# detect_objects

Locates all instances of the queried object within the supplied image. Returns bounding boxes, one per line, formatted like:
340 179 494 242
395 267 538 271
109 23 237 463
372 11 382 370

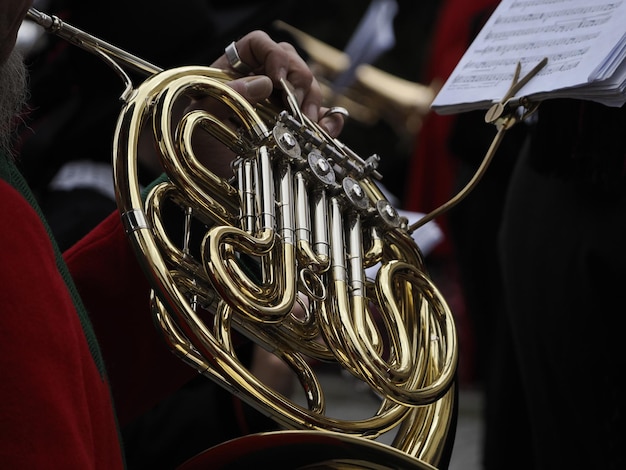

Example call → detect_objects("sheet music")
431 0 626 114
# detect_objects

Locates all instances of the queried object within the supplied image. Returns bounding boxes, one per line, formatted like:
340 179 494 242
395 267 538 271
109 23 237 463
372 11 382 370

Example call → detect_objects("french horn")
26 8 458 469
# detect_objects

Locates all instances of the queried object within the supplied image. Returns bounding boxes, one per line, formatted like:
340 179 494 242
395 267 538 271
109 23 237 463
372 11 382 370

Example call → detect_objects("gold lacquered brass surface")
113 65 457 466
27 8 459 468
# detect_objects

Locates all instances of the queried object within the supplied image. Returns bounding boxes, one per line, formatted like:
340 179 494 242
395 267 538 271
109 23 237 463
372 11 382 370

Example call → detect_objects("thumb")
229 75 273 104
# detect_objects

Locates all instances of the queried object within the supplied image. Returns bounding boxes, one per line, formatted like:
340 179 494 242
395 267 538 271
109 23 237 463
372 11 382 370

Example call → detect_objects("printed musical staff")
431 0 626 114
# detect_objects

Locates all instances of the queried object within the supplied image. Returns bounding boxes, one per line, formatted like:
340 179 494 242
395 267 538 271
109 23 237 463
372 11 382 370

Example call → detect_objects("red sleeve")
63 210 195 426
0 181 123 467
404 0 500 258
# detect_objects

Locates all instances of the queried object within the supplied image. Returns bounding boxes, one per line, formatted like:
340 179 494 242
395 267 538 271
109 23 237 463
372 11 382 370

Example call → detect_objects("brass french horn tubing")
26 8 458 469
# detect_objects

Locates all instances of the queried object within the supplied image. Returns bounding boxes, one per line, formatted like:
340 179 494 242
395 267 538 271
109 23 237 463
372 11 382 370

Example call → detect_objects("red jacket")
0 166 194 467
404 0 499 255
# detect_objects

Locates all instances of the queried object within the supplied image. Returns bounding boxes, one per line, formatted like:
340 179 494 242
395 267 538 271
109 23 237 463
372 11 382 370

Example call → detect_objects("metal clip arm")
484 57 548 130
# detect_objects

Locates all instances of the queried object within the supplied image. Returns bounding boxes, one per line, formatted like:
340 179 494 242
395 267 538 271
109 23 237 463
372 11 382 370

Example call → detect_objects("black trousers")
496 144 626 469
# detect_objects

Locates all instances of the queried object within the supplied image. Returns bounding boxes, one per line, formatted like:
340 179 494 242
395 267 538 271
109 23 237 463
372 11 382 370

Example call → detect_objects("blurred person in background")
405 0 532 467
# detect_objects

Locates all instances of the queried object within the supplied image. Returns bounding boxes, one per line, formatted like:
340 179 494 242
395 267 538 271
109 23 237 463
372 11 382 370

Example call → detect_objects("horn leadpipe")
26 8 161 77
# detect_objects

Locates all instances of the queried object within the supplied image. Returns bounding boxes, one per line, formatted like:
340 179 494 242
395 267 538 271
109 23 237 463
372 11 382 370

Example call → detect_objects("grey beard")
0 50 28 160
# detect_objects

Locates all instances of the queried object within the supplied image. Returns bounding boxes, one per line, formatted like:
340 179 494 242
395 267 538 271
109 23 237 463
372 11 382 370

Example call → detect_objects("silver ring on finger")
323 106 350 119
225 41 252 75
